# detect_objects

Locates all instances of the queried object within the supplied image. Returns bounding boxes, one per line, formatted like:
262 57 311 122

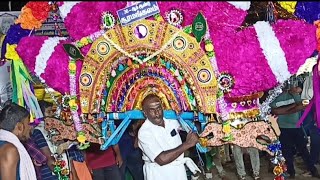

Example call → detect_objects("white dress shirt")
138 118 188 180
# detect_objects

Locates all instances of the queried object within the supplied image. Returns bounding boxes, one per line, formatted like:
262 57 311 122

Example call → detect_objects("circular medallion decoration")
197 69 211 83
101 12 115 30
81 99 88 107
80 73 93 87
166 9 183 26
188 43 194 49
62 95 71 110
218 72 235 93
134 24 148 39
97 42 110 56
172 36 187 51
91 49 96 55
98 56 104 62
192 66 198 72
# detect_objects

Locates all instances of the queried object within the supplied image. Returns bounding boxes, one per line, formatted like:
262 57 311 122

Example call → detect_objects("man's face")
143 97 164 126
45 106 53 117
17 116 32 142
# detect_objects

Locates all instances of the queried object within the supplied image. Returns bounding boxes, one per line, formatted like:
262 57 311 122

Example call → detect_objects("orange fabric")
314 20 320 51
71 160 92 180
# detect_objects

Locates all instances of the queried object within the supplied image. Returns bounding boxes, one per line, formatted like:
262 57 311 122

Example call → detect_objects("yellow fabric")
278 1 297 13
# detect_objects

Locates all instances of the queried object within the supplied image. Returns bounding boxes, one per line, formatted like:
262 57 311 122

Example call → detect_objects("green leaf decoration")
192 12 207 43
183 25 192 34
63 44 84 60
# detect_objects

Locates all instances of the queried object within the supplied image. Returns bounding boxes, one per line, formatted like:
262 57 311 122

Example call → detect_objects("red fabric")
86 143 116 170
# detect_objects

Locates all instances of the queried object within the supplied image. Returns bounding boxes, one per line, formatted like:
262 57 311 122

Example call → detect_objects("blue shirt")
32 129 58 180
67 145 84 162
270 92 302 128
0 140 20 180
118 131 135 160
32 129 85 180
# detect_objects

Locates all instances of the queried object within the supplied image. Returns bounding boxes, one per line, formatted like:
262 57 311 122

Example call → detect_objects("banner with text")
117 1 160 26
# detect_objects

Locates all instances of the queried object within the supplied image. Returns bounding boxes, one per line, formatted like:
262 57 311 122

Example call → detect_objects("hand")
270 114 278 119
270 109 278 117
116 154 123 167
185 132 199 148
33 160 42 166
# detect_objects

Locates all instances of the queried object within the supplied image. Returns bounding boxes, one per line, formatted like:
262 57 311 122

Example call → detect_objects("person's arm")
138 128 199 166
24 140 47 166
154 132 198 166
32 129 55 171
0 143 19 180
112 144 123 167
40 147 55 171
271 102 305 115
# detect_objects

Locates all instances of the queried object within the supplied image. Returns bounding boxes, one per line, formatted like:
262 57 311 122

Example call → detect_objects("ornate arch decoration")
79 19 217 114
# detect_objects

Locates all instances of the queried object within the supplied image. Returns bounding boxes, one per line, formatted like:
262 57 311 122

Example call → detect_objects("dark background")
0 1 28 11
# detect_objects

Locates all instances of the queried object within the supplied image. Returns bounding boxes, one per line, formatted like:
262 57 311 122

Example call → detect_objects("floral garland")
254 21 290 83
67 30 105 148
295 2 320 24
15 1 51 30
102 31 181 64
227 1 251 11
35 37 67 83
296 56 318 76
203 21 232 140
61 2 127 40
68 58 89 149
58 1 81 21
16 36 82 94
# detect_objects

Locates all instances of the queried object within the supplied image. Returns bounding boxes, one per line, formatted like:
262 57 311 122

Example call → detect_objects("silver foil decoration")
259 83 284 120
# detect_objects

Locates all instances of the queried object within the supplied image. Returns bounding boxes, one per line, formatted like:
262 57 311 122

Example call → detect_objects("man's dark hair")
141 94 161 109
38 100 53 115
0 102 29 131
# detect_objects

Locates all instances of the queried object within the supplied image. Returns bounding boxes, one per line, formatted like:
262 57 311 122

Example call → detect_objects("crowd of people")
1 76 320 180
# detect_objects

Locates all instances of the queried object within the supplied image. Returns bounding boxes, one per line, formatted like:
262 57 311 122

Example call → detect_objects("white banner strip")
254 21 291 83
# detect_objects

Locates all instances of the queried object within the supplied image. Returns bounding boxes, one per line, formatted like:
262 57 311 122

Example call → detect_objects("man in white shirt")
138 94 200 180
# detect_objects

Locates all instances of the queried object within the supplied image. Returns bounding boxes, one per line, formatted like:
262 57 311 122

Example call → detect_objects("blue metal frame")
100 110 208 153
